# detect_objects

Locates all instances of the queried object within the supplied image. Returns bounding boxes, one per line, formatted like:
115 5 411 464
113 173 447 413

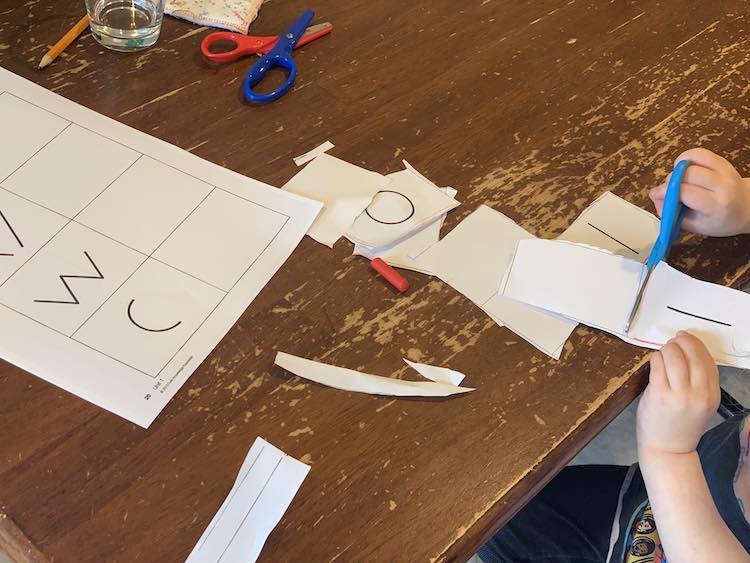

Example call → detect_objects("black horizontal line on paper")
666 305 732 327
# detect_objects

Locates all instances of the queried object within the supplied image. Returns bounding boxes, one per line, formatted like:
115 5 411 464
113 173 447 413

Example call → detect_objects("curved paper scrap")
293 141 335 166
275 352 473 397
403 359 465 385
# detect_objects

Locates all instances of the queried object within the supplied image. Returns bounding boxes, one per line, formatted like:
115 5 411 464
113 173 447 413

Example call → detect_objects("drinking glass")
84 0 165 52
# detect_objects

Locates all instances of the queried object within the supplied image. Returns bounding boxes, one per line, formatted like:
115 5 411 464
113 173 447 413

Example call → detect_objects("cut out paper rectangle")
0 68 322 427
501 239 750 367
415 205 576 359
274 352 473 396
186 437 310 563
558 191 660 262
281 153 389 247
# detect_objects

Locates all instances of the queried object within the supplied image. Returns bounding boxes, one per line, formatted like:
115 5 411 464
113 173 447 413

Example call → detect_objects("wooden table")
2 2 750 561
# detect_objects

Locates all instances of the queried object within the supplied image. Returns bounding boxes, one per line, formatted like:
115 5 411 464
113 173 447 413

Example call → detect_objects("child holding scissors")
479 148 750 563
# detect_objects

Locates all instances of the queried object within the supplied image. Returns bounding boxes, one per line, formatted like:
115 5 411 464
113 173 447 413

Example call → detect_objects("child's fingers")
652 197 664 218
660 339 690 390
675 148 735 174
664 166 722 192
674 331 717 386
680 214 711 235
675 183 718 214
650 183 716 215
650 183 666 201
648 351 669 391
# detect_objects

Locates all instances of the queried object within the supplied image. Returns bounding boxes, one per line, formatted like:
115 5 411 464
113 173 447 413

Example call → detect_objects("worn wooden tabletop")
2 1 750 562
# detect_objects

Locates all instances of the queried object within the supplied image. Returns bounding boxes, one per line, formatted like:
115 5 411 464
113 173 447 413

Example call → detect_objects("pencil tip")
38 55 52 69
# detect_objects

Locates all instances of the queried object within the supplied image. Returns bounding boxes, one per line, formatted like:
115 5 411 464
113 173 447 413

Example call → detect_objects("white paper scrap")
0 68 322 428
187 437 310 563
293 140 335 166
415 206 576 358
282 153 389 247
501 239 750 367
404 359 465 385
352 187 458 275
346 165 459 248
353 215 445 274
558 192 660 262
274 352 474 396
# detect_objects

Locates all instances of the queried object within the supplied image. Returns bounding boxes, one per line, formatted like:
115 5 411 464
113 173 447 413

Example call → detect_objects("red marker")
370 258 409 293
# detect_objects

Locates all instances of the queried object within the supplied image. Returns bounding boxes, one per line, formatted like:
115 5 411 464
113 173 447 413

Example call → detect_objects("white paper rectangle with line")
0 68 322 427
501 239 750 367
186 437 310 563
282 153 388 247
416 205 576 358
558 191 660 262
275 352 474 396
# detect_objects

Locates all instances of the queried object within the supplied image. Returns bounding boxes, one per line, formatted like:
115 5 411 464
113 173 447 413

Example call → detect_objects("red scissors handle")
201 22 332 63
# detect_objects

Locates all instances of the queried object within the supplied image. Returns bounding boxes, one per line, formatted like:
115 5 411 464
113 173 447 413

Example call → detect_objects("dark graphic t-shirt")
613 414 750 562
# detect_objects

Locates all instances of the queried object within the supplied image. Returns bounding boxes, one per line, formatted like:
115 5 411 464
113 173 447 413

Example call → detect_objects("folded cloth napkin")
166 0 266 33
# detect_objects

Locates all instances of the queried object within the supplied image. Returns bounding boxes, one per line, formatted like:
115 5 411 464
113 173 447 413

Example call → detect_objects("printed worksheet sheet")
0 68 322 427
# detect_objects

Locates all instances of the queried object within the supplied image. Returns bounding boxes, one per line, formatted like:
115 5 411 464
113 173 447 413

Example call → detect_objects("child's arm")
637 332 750 561
650 148 750 236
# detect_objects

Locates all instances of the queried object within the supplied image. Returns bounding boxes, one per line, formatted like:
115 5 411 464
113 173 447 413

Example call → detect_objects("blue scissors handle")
645 159 689 269
243 10 315 103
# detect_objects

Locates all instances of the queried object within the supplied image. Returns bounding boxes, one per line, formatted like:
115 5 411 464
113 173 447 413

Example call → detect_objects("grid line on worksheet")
0 92 293 380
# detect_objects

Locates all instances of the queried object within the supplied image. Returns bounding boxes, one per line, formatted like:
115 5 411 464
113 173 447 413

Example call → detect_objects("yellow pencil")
38 15 90 69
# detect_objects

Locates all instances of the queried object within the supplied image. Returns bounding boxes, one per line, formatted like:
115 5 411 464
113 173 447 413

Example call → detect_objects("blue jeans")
478 465 628 563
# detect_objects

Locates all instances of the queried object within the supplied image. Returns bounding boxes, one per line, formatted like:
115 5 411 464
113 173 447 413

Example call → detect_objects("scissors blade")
303 22 333 35
624 264 653 334
296 22 333 49
625 159 690 334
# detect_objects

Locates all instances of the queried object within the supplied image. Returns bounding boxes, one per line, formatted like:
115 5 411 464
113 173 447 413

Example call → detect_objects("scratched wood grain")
2 1 750 561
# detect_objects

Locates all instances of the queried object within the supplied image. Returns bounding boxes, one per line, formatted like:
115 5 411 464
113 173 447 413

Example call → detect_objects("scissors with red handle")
200 20 332 64
201 11 331 103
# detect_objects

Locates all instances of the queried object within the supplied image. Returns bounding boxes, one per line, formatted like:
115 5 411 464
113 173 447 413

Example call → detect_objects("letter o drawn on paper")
364 191 415 225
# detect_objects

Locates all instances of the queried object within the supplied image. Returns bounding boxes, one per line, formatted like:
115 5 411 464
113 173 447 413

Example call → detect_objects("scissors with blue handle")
624 159 689 333
243 10 315 103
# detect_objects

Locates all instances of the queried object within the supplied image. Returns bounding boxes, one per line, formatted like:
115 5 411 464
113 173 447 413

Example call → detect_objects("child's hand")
637 332 720 457
649 148 750 236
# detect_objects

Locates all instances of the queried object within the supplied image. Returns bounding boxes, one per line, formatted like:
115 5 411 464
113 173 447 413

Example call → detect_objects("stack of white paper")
501 238 750 368
282 153 389 247
187 437 310 563
349 162 460 274
415 205 577 359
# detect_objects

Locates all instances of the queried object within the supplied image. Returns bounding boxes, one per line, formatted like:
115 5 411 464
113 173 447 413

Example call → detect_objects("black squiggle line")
666 305 732 327
587 223 639 254
34 251 103 304
127 299 182 333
